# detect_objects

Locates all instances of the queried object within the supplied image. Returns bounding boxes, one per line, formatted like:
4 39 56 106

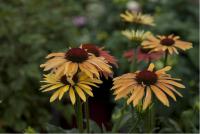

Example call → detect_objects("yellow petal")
50 89 60 102
40 84 54 90
158 80 185 88
142 87 152 110
79 82 99 88
150 85 169 107
75 86 86 102
133 88 144 107
79 86 94 97
79 64 94 78
156 66 171 74
69 87 76 105
58 85 70 100
147 63 155 71
114 85 135 100
127 85 142 104
161 83 183 97
46 52 65 59
156 83 176 101
42 83 64 92
77 83 92 91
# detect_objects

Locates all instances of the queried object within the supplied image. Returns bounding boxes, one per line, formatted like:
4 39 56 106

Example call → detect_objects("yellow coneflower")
112 63 185 110
142 35 193 55
40 72 102 104
120 11 155 26
121 30 152 42
40 48 112 79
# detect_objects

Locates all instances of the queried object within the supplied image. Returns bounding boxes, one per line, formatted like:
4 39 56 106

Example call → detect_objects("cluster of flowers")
112 10 193 111
40 44 117 104
40 10 193 116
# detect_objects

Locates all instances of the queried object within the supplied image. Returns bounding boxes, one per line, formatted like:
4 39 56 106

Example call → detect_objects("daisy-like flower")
81 44 118 67
112 63 185 110
120 11 155 26
142 35 193 55
122 30 152 42
40 48 112 79
137 46 163 62
40 72 102 104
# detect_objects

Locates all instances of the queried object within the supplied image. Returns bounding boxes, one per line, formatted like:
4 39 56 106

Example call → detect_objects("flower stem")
111 104 127 132
147 58 151 67
76 97 83 133
128 112 142 133
131 105 135 123
130 51 136 72
164 50 169 66
84 98 90 133
145 105 154 133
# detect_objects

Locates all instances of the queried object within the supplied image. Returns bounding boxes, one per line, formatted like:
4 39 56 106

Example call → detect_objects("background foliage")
0 0 199 133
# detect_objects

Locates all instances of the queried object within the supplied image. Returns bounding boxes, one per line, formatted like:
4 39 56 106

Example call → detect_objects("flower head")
120 11 155 26
40 47 112 79
112 63 185 110
40 72 102 104
81 44 118 78
122 30 152 42
142 35 193 55
137 46 163 62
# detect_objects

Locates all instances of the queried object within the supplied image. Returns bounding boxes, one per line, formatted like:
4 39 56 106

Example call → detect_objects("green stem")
84 99 90 133
131 105 134 123
111 104 127 132
128 113 142 133
145 105 154 133
130 52 136 72
76 97 83 133
147 58 151 67
164 50 169 66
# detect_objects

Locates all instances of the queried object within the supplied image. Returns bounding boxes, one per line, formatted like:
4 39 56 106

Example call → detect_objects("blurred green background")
0 0 199 133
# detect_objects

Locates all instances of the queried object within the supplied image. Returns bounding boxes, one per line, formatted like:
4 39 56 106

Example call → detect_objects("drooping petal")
75 86 86 102
142 87 152 110
69 87 76 105
150 85 169 107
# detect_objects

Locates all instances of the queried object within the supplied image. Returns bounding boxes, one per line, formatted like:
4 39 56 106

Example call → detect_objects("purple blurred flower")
72 16 87 27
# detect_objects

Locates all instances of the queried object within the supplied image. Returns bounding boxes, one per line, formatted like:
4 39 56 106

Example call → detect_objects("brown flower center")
140 47 151 53
82 44 100 57
160 38 175 46
65 48 88 63
136 70 158 86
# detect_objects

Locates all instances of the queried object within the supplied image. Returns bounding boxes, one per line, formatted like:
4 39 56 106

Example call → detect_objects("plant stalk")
164 50 169 66
84 99 90 133
76 97 83 133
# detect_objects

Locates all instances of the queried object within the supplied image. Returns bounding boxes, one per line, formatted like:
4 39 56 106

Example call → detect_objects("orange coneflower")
40 72 102 104
40 48 112 79
120 11 155 26
112 63 185 110
142 35 193 55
